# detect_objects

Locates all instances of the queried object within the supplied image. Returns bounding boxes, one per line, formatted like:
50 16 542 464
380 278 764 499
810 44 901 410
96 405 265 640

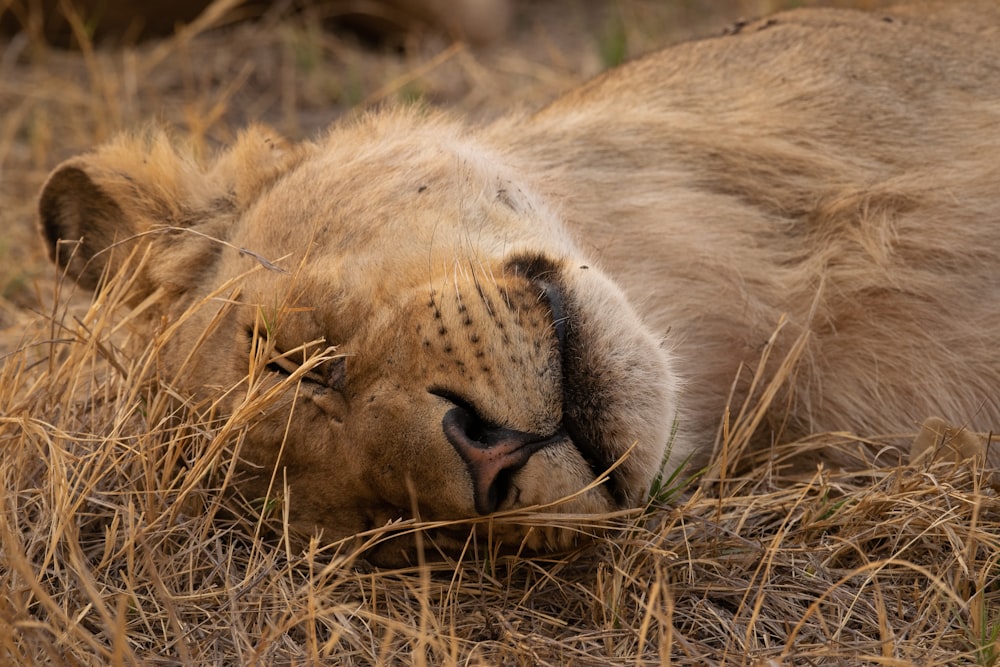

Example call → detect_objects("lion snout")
423 262 630 514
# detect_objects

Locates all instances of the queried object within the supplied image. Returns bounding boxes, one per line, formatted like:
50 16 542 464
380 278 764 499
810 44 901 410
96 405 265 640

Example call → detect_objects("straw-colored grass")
2 1 999 664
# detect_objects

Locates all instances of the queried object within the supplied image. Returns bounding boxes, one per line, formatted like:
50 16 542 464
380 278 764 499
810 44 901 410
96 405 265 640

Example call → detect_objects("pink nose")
441 401 563 514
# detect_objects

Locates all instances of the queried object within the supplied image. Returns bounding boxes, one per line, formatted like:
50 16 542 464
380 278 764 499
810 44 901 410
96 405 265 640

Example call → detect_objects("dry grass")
2 0 999 664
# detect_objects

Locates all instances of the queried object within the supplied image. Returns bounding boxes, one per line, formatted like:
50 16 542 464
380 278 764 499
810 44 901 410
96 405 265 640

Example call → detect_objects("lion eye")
245 326 343 390
268 351 344 390
266 355 320 382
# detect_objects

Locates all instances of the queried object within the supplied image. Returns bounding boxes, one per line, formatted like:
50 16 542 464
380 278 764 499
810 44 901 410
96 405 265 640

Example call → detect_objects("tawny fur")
37 1 1000 558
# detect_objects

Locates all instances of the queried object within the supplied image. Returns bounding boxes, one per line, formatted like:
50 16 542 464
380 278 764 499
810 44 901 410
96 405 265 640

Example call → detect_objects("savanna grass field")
2 0 999 664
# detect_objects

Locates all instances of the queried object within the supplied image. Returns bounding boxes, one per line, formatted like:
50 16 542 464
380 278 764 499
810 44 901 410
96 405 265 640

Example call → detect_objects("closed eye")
266 353 327 385
244 324 341 388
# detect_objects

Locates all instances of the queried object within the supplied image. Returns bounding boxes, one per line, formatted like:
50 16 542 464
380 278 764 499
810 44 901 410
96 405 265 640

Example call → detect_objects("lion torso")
497 2 1000 455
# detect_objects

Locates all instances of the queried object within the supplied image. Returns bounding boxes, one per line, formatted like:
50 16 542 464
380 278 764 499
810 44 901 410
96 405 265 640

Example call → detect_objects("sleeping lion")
37 1 1000 559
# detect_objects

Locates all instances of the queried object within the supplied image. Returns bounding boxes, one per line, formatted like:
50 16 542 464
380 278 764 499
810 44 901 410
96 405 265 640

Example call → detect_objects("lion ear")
38 126 301 295
38 163 134 291
38 131 223 295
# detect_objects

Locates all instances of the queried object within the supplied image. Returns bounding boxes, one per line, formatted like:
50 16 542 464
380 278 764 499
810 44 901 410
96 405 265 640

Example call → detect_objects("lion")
37 1 1000 561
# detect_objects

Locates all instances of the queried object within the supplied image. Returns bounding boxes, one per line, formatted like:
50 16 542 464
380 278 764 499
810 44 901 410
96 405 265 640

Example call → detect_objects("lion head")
38 111 686 558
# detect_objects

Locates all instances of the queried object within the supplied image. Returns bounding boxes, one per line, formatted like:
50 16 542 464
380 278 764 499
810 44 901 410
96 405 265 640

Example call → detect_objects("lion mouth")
559 401 622 503
540 278 623 506
504 255 622 505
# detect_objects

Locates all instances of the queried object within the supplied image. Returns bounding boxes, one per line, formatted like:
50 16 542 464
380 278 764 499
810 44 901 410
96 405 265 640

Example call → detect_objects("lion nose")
441 400 562 514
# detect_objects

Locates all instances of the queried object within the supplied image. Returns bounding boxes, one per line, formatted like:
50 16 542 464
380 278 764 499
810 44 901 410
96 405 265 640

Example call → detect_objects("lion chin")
37 0 1000 563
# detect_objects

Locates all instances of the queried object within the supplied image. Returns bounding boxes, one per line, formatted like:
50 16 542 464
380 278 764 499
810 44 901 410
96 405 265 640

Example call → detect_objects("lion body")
38 1 1000 557
502 3 1000 456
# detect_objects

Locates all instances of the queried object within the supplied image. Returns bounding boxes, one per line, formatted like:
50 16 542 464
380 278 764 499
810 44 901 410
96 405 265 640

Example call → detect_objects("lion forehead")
231 116 574 267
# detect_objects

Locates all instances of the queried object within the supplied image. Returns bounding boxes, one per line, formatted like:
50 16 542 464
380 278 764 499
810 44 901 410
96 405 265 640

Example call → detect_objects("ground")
2 1 998 665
